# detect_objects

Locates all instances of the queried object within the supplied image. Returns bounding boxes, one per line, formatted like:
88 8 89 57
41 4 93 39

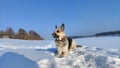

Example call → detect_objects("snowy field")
0 37 120 68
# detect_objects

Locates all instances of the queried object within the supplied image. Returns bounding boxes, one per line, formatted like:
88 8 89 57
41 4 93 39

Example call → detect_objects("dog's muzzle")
52 33 59 38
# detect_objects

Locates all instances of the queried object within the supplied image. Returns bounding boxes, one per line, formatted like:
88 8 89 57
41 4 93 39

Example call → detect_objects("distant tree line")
69 31 120 39
0 27 44 40
95 31 120 37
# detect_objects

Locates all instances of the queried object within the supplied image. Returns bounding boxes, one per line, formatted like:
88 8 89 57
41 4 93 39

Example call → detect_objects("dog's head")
52 23 66 40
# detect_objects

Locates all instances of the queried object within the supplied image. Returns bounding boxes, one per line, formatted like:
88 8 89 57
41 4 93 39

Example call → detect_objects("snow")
0 37 120 68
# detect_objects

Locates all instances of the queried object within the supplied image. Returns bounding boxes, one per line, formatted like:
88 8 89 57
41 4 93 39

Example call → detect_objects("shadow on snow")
0 52 39 68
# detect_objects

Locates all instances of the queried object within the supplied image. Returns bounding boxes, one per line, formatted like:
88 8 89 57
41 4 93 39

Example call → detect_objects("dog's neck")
55 36 68 46
55 36 67 42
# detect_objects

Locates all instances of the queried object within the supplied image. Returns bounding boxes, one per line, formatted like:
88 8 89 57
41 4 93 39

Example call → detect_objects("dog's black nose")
52 33 55 37
52 33 55 36
52 33 58 38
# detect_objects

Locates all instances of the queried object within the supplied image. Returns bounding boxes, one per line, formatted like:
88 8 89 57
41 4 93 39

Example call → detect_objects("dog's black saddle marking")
67 37 72 50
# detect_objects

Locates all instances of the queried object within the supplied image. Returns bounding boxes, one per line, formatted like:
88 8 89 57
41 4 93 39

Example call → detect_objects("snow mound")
37 47 120 68
0 37 120 68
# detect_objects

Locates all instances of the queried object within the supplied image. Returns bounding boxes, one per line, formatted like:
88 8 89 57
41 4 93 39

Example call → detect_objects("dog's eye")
57 30 60 33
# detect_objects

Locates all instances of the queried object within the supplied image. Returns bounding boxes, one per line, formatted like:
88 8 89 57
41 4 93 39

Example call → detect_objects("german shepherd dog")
52 23 77 58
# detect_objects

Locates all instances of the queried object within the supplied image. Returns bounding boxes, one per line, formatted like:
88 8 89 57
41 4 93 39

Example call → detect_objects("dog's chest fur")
55 37 73 50
55 37 68 47
55 39 68 47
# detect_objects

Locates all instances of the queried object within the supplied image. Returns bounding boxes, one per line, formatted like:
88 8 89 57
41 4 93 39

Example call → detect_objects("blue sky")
0 0 120 39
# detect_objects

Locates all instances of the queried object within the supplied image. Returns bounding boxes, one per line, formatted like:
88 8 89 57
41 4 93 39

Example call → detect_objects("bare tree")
29 30 43 40
5 27 15 38
17 28 28 39
0 30 4 38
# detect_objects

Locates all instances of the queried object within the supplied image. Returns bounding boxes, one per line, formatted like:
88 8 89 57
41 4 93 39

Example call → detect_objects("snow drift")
0 37 120 68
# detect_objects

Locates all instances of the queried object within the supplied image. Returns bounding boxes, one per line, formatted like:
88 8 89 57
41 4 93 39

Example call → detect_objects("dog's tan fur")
52 23 76 57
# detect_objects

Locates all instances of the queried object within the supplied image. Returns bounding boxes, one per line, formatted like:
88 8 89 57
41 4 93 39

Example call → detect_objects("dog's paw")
56 54 61 58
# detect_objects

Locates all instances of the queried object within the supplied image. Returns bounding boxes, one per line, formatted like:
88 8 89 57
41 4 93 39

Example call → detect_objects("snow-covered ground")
0 37 120 68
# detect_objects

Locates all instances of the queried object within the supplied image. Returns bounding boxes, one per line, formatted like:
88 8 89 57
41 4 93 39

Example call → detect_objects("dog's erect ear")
60 23 65 31
55 25 58 29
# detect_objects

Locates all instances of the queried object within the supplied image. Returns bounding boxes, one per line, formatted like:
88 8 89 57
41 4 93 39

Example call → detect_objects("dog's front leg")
56 47 62 58
62 51 68 57
56 52 62 58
